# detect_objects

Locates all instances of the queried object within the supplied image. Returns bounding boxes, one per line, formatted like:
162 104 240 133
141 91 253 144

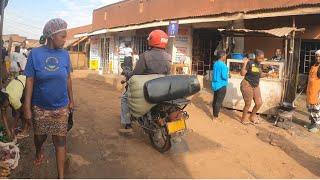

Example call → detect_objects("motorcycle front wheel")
148 126 171 153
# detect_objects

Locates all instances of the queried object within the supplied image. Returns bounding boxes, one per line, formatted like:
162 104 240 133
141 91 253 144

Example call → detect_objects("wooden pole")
284 16 299 104
281 38 288 103
0 0 5 87
77 38 80 69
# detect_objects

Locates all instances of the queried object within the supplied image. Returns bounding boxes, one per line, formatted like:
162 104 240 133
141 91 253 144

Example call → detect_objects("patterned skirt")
307 104 320 126
32 105 68 136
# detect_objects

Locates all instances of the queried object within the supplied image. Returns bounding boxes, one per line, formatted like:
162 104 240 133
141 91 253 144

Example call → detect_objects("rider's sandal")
34 154 45 167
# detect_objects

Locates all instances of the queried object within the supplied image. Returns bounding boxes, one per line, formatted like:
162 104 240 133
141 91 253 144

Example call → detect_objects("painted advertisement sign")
90 37 100 70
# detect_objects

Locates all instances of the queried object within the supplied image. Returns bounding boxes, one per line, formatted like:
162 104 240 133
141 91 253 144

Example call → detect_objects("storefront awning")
87 29 107 36
74 33 88 38
65 39 79 48
218 27 305 37
65 37 88 48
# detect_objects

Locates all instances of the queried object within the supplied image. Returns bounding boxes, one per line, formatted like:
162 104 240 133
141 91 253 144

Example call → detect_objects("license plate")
167 120 186 134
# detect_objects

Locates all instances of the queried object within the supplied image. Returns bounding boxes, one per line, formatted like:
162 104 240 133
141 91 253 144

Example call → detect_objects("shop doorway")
101 37 110 73
192 29 222 76
300 40 320 74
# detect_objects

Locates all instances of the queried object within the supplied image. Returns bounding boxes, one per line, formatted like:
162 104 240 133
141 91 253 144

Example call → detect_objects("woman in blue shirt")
24 18 73 179
212 50 229 121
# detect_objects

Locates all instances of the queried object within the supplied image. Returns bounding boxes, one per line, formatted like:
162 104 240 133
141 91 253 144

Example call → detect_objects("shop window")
133 36 148 55
300 40 320 74
100 38 110 70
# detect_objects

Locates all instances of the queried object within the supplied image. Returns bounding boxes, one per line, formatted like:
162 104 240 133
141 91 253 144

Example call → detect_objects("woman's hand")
68 101 74 112
67 74 74 113
243 57 249 64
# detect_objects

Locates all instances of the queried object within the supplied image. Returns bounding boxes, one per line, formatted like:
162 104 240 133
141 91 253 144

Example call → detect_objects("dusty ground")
10 71 320 178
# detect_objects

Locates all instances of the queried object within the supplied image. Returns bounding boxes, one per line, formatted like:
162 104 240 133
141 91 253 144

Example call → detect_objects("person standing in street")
123 42 133 71
20 41 29 59
24 18 73 179
1 40 8 83
306 50 320 133
10 46 26 78
211 50 229 121
240 50 267 125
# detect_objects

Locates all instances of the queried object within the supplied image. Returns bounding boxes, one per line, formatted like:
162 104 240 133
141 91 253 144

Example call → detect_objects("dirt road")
11 73 320 178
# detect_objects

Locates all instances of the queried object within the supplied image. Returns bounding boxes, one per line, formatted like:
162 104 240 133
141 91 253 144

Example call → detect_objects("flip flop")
250 119 261 124
16 133 30 139
34 154 45 166
14 127 22 132
249 115 261 124
241 120 251 125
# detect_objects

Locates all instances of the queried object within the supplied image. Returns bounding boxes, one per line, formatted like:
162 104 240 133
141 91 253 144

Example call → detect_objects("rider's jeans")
120 91 131 125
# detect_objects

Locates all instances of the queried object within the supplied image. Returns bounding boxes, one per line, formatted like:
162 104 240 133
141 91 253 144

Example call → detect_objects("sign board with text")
168 21 179 37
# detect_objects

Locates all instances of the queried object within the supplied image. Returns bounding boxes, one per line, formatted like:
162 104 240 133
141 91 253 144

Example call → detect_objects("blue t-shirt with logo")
24 46 71 110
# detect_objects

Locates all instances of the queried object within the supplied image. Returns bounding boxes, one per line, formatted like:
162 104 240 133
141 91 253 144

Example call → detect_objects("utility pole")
0 0 8 87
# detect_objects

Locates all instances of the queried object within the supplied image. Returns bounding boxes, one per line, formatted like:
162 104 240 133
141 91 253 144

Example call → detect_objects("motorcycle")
120 65 192 153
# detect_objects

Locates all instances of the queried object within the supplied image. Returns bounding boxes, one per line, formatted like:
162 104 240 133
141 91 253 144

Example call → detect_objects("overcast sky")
3 0 121 40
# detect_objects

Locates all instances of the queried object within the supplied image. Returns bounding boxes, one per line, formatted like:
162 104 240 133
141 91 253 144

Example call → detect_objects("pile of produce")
0 141 20 177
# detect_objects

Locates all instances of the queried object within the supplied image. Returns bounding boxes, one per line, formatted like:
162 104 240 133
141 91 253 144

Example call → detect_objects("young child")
0 75 29 139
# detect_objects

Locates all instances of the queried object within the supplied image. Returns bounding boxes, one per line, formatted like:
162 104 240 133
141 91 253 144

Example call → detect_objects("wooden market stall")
219 27 305 115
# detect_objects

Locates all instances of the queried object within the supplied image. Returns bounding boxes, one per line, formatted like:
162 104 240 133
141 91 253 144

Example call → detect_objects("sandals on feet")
250 116 261 124
16 133 30 139
34 154 45 166
241 120 251 125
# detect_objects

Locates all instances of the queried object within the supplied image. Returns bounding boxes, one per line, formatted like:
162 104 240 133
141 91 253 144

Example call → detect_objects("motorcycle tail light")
158 118 166 126
169 111 185 122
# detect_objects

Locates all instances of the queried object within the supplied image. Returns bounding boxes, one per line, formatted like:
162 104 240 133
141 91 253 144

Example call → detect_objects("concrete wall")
301 25 320 40
69 51 88 69
244 37 283 59
233 19 245 53
172 25 193 74
89 36 101 70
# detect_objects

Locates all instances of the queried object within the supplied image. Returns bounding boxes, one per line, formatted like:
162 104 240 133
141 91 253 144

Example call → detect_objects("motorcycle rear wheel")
148 127 171 153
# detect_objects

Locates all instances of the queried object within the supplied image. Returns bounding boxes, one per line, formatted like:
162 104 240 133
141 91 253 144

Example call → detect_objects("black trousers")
124 56 133 71
212 87 227 117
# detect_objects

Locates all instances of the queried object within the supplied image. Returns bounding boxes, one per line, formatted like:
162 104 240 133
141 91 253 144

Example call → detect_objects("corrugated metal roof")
64 38 79 48
218 27 305 37
64 37 88 48
92 0 320 31
67 24 92 40
9 34 26 43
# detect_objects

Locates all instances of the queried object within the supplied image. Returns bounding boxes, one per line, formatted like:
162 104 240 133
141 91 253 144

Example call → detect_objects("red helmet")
147 30 168 49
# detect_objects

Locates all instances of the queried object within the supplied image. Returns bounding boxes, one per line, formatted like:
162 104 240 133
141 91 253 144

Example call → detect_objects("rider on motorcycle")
120 29 172 133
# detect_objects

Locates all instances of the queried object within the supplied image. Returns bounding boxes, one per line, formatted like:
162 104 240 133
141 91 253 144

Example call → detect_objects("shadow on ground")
11 76 223 179
256 126 320 177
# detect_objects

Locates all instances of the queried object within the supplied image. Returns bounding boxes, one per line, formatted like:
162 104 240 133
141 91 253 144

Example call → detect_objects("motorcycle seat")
163 98 191 106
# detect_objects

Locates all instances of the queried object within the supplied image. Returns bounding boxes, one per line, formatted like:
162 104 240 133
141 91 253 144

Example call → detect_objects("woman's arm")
67 74 74 112
24 77 34 120
1 102 12 139
241 58 249 76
